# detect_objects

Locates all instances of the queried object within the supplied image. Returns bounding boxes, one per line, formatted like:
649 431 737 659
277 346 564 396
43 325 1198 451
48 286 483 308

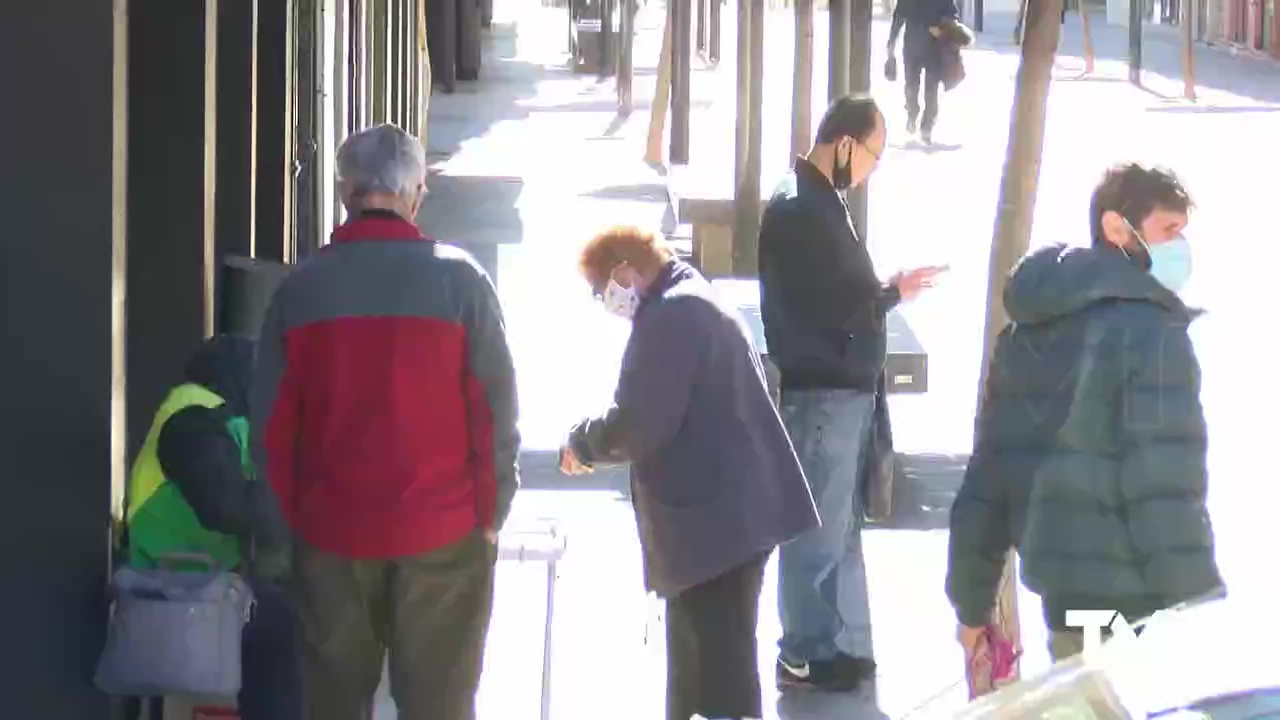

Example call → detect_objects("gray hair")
335 124 426 208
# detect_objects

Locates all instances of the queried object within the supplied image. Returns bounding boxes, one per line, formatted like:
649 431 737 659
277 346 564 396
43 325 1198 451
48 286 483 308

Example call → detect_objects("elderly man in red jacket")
252 123 520 720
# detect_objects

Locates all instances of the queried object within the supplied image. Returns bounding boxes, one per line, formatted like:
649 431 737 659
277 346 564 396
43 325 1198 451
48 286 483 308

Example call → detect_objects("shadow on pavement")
425 21 542 163
776 686 890 720
516 448 967 528
417 175 525 281
538 98 717 113
974 11 1280 105
519 448 633 494
1145 103 1280 113
579 182 671 202
890 140 965 153
872 452 969 531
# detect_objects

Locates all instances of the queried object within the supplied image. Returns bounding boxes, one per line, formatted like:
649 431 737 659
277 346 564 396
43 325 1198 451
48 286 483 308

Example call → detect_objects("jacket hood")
638 258 699 313
1004 244 1191 326
183 334 256 417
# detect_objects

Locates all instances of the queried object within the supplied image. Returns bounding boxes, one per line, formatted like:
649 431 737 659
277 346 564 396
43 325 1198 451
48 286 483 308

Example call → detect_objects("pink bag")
964 624 1021 700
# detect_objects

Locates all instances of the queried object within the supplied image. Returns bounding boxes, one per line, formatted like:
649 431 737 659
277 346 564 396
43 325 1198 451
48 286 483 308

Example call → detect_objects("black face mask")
832 153 853 191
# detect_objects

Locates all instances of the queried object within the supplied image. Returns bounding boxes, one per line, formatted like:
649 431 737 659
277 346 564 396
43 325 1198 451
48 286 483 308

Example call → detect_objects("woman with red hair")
560 226 819 720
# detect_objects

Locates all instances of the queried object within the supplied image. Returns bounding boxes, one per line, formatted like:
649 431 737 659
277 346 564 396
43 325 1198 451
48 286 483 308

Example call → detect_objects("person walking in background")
886 0 961 144
559 226 818 720
947 163 1223 664
253 123 520 720
758 95 945 692
125 334 299 720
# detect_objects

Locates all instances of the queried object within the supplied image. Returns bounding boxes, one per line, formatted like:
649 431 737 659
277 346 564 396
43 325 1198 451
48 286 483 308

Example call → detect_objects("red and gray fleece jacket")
251 211 520 559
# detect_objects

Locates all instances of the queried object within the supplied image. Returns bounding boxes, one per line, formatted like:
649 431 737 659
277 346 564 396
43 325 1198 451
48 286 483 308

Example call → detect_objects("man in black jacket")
887 0 960 144
759 95 945 691
946 163 1223 662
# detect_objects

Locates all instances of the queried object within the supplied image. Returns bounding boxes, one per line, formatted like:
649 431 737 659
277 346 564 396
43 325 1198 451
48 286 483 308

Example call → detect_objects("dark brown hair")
814 94 882 145
1090 163 1193 247
578 226 674 292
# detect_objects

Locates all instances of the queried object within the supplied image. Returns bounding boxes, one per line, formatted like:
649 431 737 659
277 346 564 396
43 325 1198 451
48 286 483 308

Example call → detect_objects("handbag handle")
154 552 219 572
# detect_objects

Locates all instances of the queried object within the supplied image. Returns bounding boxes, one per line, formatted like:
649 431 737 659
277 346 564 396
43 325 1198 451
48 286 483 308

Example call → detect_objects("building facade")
0 0 442 716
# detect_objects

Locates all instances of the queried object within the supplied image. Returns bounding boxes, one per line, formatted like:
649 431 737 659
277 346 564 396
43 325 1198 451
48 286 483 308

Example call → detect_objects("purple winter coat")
569 260 818 598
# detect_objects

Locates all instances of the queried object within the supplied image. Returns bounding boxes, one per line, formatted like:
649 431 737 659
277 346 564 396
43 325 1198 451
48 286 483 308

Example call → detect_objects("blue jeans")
777 389 876 664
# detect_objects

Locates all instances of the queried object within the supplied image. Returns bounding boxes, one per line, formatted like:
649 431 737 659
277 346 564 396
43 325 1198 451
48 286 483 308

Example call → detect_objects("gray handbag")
94 553 255 698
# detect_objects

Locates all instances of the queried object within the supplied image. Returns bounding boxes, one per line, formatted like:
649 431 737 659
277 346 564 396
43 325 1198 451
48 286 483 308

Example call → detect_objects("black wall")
0 0 303 712
127 0 220 459
217 0 260 265
0 2 120 717
257 0 294 263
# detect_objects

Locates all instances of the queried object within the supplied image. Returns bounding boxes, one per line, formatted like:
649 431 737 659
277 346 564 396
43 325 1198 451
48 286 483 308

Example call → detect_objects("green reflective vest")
126 383 252 570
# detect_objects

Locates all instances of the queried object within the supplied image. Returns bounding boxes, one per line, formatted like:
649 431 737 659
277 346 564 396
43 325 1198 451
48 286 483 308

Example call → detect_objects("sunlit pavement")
371 2 1280 717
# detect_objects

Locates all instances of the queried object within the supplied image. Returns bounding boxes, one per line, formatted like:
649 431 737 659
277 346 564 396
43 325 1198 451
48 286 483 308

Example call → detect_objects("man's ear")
1100 210 1130 248
836 138 852 165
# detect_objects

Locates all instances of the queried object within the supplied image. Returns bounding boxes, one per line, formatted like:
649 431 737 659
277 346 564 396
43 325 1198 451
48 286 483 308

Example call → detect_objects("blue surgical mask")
1122 219 1192 294
1146 235 1192 293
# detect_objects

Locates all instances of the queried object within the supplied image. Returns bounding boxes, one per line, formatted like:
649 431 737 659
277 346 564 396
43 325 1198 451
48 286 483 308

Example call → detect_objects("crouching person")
125 334 300 720
560 227 819 720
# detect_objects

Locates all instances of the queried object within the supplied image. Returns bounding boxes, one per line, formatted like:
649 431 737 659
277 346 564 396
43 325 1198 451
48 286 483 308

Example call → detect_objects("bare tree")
1079 1 1096 74
976 0 1065 683
645 15 674 169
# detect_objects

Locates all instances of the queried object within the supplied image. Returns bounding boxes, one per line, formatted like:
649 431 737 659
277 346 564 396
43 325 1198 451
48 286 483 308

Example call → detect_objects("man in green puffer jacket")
946 163 1224 661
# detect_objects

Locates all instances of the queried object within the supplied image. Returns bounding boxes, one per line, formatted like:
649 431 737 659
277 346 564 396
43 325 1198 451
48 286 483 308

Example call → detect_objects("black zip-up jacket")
758 158 901 392
888 0 959 61
155 335 291 568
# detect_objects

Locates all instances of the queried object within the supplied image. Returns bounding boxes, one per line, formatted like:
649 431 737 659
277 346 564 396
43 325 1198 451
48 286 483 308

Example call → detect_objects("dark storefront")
1 0 434 715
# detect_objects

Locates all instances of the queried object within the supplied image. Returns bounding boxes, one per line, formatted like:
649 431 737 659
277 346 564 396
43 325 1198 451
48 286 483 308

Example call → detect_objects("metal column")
1129 0 1143 83
829 0 850 99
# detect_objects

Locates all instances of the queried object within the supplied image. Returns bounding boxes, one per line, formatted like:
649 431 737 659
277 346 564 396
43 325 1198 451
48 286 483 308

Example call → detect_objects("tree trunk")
1079 2 1096 73
1181 0 1196 99
1013 0 1027 44
977 0 1064 686
792 0 814 158
644 15 673 168
829 0 850 98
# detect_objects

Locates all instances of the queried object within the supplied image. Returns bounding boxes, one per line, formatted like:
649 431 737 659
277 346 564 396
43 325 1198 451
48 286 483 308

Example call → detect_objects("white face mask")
603 279 639 320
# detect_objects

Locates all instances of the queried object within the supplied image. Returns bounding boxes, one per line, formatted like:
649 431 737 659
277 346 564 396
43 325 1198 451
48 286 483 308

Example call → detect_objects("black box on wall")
220 255 292 338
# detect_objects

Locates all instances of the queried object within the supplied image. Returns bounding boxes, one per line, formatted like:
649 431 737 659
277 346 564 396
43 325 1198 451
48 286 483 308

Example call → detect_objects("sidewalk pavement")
367 1 1280 717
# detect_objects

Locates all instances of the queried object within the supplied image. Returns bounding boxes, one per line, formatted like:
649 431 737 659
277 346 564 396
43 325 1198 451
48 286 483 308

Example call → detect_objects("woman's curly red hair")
578 226 674 292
